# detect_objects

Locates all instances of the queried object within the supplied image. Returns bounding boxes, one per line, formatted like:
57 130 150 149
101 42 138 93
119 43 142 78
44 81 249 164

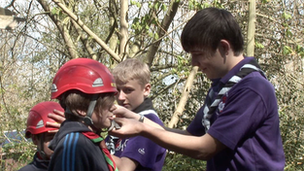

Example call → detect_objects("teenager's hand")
109 117 142 139
111 104 140 120
46 109 66 133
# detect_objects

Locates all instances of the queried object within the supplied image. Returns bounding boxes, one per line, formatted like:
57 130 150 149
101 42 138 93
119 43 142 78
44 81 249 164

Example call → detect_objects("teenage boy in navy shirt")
106 58 166 171
110 7 285 171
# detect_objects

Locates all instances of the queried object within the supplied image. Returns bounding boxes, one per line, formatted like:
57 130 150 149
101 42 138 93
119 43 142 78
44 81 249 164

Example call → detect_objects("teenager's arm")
111 117 226 160
112 155 138 171
164 127 192 135
112 105 190 135
112 104 164 129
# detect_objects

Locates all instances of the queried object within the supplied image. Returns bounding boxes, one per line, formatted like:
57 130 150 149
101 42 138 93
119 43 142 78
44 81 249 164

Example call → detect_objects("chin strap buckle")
108 120 121 131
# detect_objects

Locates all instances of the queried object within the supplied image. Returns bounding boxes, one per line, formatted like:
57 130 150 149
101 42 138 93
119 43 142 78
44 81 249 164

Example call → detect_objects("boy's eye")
123 88 133 94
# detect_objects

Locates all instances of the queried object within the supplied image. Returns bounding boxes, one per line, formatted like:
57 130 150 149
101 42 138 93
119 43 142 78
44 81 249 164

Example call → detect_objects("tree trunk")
246 0 256 56
168 66 198 128
119 0 128 60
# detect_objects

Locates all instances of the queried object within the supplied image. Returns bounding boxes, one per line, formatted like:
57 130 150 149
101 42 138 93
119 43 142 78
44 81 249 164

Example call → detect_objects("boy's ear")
219 39 231 57
143 83 151 97
76 110 87 116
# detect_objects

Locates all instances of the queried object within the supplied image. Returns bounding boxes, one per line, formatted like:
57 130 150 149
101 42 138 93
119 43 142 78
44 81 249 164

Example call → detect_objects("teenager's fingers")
48 113 65 123
47 129 59 133
46 121 61 128
53 109 65 116
113 117 125 123
110 104 118 112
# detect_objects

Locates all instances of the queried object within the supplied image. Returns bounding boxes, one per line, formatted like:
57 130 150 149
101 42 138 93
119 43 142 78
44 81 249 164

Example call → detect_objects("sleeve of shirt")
120 114 165 169
208 77 271 150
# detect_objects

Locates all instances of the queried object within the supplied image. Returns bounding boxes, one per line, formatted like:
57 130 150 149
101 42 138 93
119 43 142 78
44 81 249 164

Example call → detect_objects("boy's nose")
117 90 126 100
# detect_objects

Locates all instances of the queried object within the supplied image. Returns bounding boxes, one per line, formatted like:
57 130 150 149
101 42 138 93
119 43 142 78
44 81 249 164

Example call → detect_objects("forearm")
112 155 137 171
132 113 165 130
164 127 191 135
140 123 224 160
139 115 191 135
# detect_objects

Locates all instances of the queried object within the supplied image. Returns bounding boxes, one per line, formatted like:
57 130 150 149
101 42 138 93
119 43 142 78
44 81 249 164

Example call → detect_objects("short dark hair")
181 7 244 56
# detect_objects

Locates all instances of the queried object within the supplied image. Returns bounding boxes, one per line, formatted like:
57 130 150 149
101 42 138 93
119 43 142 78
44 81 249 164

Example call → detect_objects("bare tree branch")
37 0 79 59
119 0 128 59
51 0 121 62
145 0 180 66
246 0 256 56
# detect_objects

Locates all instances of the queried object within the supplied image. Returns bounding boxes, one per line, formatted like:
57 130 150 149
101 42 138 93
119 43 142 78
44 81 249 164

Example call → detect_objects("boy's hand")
46 109 66 133
109 117 142 139
111 104 140 120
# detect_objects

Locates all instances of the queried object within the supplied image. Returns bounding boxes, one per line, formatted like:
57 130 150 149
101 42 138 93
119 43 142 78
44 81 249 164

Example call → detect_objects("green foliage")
283 45 293 55
51 7 62 16
212 0 224 9
130 0 142 8
131 14 156 35
188 0 210 10
163 152 206 171
280 109 304 171
296 45 304 58
255 42 265 49
261 0 270 4
282 12 292 20
1 142 35 170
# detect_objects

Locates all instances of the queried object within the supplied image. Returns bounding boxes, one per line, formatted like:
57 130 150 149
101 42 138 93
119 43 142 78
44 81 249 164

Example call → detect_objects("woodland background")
0 0 303 170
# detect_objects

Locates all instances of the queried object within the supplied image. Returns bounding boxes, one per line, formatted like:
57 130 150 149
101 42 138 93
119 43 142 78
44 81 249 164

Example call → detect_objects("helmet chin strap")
64 94 102 134
37 133 47 160
83 94 99 126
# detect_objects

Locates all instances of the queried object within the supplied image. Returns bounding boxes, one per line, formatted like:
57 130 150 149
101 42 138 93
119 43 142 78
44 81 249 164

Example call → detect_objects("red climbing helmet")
51 58 117 100
25 101 64 138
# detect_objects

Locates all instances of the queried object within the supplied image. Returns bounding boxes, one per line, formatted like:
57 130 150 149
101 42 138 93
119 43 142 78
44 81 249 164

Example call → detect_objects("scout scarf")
82 132 118 171
202 59 266 132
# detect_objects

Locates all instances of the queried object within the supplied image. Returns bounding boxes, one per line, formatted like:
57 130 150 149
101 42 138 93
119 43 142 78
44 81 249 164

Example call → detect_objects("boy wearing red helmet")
18 101 64 171
48 58 118 171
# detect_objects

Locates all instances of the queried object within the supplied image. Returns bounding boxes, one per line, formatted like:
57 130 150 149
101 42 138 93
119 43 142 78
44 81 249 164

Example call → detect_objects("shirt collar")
219 57 254 85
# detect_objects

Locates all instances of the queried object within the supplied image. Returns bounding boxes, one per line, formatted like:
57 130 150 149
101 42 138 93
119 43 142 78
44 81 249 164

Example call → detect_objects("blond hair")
112 58 150 87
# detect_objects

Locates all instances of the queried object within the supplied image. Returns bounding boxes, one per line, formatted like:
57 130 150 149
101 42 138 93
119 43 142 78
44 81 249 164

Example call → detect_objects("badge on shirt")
218 95 227 113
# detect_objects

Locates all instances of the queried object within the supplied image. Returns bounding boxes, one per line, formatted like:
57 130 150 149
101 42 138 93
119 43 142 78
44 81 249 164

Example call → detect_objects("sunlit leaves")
296 45 304 58
282 12 292 20
188 0 210 10
283 45 293 55
130 0 141 8
255 42 265 49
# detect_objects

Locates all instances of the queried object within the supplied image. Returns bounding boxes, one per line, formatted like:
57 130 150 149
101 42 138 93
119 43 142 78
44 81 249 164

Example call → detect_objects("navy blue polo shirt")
187 57 285 171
